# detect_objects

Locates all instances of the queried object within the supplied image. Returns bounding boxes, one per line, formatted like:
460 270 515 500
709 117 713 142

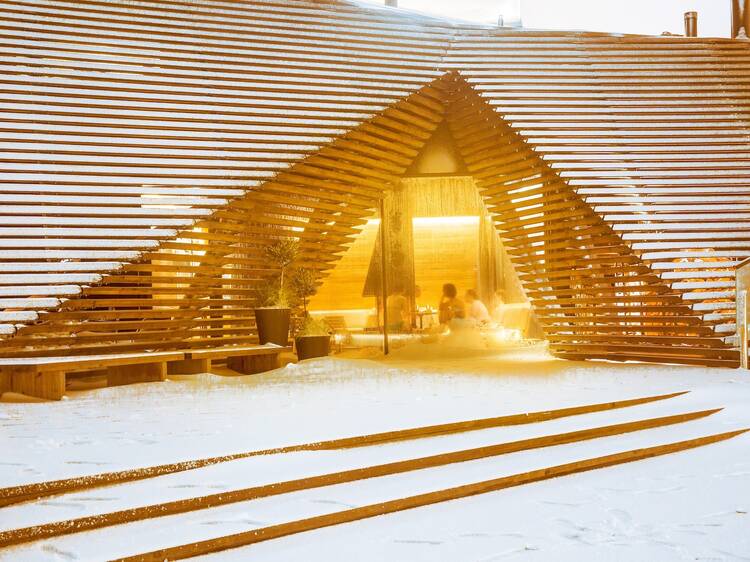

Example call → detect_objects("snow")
0 286 81 298
0 345 748 561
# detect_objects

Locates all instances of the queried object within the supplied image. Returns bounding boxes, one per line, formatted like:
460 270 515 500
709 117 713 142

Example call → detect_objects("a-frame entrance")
310 120 534 340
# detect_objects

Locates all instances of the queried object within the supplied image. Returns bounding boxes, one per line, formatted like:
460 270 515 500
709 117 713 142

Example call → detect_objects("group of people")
438 283 498 330
385 283 504 333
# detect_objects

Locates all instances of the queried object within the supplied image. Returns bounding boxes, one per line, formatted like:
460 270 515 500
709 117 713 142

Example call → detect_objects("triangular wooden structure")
1 0 748 366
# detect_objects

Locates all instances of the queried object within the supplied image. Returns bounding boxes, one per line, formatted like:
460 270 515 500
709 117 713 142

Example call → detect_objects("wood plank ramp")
0 408 719 549
0 391 686 507
116 428 749 562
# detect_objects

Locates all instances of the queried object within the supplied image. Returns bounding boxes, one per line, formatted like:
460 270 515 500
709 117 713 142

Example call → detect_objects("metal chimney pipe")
735 0 750 38
384 0 397 6
684 11 698 37
733 0 750 38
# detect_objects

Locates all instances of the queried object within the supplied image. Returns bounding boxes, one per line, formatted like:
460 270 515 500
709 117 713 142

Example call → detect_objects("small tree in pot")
290 267 332 360
254 239 298 346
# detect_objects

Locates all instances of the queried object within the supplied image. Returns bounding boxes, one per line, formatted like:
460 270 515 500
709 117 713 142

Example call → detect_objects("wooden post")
742 291 748 370
227 354 279 375
0 371 10 396
107 362 167 387
380 197 390 355
7 368 65 400
167 358 211 375
738 258 750 370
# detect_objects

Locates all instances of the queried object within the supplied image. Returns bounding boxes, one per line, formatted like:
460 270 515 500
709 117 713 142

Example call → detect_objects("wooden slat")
0 390 685 506
0 407 717 548
116 428 748 561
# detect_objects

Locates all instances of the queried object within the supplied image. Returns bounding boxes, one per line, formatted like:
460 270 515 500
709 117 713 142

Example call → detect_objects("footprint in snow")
607 508 633 524
41 545 78 560
539 500 585 507
555 518 590 532
310 499 357 508
40 501 85 510
713 548 750 561
593 486 630 493
200 519 266 527
393 539 443 545
639 485 686 494
555 519 595 545
477 545 541 561
674 528 708 536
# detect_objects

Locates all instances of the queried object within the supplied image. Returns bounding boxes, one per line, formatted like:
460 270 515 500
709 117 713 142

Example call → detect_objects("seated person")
386 285 410 332
438 283 467 330
465 289 491 326
491 290 507 325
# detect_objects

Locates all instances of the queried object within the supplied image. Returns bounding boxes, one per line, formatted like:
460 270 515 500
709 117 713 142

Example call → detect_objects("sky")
364 0 732 37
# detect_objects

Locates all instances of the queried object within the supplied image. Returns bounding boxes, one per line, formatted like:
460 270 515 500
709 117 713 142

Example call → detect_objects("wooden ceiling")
0 0 748 365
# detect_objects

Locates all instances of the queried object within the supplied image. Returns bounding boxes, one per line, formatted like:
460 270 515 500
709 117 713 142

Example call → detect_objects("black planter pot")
254 308 291 346
295 335 331 361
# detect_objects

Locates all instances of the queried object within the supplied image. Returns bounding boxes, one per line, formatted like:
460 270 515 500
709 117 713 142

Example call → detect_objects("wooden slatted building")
0 0 748 367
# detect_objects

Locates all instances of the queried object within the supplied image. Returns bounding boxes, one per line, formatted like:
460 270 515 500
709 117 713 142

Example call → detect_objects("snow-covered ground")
1 344 749 561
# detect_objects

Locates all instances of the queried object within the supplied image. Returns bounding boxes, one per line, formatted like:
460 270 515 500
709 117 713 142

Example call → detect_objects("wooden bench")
0 352 185 400
170 344 292 376
0 345 290 400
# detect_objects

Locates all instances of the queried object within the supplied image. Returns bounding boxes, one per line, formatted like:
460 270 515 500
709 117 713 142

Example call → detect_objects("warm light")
412 216 479 226
311 309 374 314
488 327 522 344
370 216 481 226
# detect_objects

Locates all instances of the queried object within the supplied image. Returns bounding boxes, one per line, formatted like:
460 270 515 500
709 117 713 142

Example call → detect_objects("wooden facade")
0 0 748 366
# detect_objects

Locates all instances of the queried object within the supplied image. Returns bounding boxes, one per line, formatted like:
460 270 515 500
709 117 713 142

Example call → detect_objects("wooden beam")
4 366 65 401
167 358 210 375
0 391 685 507
115 428 748 561
226 354 279 375
0 407 720 548
106 363 167 387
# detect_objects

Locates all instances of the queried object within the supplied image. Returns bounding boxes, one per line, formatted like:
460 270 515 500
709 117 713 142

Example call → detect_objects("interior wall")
412 216 479 307
309 219 379 311
405 176 483 306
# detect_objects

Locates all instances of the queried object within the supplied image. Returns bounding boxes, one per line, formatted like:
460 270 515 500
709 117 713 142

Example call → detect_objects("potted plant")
254 239 298 346
290 267 332 360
